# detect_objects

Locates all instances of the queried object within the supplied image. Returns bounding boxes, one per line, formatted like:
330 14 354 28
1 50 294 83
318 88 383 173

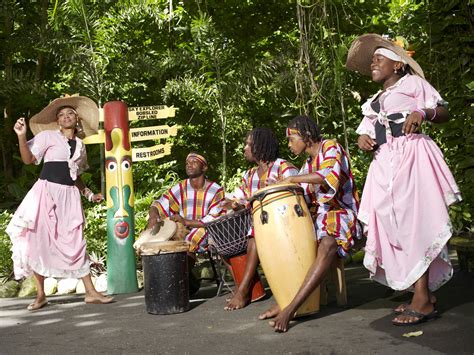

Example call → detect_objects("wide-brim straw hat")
29 95 99 137
346 33 424 79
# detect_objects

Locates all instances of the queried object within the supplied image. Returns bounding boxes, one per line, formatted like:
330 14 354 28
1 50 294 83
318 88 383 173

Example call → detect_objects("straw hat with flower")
346 33 424 79
29 95 99 137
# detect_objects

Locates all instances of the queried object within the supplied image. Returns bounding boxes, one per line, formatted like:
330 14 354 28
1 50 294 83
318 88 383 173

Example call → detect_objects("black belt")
374 113 416 147
40 161 75 185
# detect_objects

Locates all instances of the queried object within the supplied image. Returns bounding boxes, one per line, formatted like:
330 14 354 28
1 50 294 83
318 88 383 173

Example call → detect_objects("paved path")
1 260 473 354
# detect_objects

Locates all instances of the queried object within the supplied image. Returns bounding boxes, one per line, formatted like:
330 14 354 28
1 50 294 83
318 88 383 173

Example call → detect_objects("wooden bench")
320 257 347 306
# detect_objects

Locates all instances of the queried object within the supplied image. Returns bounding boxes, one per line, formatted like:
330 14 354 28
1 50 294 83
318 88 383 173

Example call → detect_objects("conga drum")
205 208 266 302
140 240 190 315
250 183 320 316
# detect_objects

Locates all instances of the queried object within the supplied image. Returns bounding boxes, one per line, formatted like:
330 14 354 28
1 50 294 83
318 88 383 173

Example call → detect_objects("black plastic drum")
141 241 190 315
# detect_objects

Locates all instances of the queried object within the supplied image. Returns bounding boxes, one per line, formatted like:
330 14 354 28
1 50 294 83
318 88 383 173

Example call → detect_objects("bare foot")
84 292 115 304
27 297 48 311
258 303 280 320
224 291 250 311
225 287 238 302
269 307 294 333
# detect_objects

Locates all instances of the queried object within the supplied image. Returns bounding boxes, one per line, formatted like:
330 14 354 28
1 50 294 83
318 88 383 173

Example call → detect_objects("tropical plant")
0 0 471 281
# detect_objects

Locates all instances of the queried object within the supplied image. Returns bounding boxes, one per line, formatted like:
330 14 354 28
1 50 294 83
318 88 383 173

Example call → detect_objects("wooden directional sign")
130 125 180 142
83 125 181 145
83 130 105 145
87 105 177 161
127 105 177 121
132 143 172 162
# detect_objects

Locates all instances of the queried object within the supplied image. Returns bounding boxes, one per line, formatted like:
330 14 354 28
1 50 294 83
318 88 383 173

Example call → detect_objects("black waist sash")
40 162 75 185
371 99 416 146
38 139 77 186
374 113 405 146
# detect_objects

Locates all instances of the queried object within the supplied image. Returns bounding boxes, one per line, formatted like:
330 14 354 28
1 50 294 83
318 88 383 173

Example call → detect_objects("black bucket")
141 241 190 315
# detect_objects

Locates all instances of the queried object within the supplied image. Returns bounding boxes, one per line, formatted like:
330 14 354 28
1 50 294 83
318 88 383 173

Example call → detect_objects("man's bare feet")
258 303 280 320
269 307 294 333
84 292 115 304
27 297 48 311
224 291 250 311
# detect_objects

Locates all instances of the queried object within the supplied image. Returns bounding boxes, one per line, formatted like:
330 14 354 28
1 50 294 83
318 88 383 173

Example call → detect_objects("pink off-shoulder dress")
357 74 462 291
6 130 91 279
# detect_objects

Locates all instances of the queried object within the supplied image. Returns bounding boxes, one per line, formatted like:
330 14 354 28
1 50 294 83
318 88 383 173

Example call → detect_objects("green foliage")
133 170 181 234
0 0 472 278
0 210 13 278
82 203 108 258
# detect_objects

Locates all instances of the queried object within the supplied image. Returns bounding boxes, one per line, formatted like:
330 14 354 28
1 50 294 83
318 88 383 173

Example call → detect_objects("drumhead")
205 208 251 258
249 183 304 204
140 240 190 255
134 219 177 252
205 208 249 228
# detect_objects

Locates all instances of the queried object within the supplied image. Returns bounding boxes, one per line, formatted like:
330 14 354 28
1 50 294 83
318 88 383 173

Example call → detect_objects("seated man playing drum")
146 152 225 291
222 127 299 310
258 115 361 332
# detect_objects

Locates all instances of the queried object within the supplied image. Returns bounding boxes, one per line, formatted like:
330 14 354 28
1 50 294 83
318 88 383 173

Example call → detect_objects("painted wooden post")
104 101 138 294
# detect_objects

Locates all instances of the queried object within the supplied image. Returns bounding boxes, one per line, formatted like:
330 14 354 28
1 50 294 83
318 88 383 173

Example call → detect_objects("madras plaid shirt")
299 139 360 256
233 158 299 204
232 158 299 236
152 179 225 253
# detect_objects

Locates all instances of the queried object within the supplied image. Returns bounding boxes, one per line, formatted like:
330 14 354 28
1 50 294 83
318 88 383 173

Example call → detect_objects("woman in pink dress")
346 34 461 325
7 96 114 311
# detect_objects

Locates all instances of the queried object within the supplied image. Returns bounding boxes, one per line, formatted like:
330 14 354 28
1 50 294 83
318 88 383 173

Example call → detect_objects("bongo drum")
250 183 320 316
134 219 189 252
140 240 190 315
205 209 266 302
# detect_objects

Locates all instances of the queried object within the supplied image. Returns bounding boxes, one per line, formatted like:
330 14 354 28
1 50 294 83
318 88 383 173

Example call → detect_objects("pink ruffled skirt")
6 179 90 279
360 134 461 291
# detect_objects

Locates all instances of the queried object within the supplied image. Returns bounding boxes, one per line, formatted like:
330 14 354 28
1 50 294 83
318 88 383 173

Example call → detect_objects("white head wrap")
374 48 407 64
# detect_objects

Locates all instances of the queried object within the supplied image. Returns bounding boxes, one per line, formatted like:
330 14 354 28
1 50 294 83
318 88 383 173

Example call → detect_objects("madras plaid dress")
152 179 225 253
232 158 299 236
299 139 360 257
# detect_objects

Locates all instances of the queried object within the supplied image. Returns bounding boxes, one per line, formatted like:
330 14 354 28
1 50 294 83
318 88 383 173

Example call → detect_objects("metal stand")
205 246 233 296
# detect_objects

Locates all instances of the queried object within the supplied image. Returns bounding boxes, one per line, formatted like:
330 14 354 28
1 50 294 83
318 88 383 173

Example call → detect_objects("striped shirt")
233 158 299 204
232 158 299 237
152 179 225 253
299 139 360 257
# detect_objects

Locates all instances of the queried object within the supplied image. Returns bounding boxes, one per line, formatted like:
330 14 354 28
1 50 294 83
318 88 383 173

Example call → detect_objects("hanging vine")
294 0 351 154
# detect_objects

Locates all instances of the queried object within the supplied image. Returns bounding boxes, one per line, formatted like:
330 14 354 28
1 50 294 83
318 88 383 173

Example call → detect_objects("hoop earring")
75 120 84 135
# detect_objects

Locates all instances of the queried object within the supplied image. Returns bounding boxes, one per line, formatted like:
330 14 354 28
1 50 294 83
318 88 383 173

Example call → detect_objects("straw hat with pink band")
345 33 424 79
29 95 99 138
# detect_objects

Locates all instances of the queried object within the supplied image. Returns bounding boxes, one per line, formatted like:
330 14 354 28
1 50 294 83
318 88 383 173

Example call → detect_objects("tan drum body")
251 183 320 316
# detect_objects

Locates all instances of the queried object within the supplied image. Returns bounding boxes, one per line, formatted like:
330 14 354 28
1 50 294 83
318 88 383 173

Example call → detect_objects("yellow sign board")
83 130 105 145
132 143 172 162
127 105 177 121
130 125 180 142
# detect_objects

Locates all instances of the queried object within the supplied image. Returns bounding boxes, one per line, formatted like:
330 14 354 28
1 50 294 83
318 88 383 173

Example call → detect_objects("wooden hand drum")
250 183 320 316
